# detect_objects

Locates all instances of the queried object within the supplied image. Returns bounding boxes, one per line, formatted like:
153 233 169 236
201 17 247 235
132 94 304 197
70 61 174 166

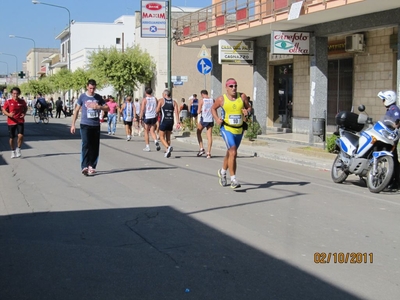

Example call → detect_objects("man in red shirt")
2 87 28 158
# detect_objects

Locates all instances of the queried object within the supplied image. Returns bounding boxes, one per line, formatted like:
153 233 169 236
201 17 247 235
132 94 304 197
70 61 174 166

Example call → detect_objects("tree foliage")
88 45 156 103
71 68 92 95
19 78 52 96
50 69 72 94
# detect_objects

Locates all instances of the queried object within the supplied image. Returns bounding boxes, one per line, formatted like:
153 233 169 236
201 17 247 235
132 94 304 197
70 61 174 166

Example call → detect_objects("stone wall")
353 27 397 122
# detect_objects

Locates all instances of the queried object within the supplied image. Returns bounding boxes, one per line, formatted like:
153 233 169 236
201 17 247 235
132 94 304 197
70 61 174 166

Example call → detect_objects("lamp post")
32 0 71 99
167 4 186 93
9 35 36 80
0 61 9 78
0 52 18 85
167 1 172 92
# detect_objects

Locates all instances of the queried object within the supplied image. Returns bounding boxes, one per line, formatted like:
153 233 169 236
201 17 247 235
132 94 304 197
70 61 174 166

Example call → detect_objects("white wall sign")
218 40 254 65
141 1 166 38
288 0 304 20
271 31 310 55
171 76 188 82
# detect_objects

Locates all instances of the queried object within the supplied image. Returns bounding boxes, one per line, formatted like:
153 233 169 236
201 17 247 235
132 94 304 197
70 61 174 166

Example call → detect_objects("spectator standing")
134 98 142 136
179 98 189 122
189 94 199 128
55 97 65 118
2 87 28 158
47 97 54 118
70 79 109 176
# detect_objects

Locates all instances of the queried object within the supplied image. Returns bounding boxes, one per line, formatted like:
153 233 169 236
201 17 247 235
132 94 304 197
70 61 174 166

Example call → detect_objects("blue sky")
0 0 212 76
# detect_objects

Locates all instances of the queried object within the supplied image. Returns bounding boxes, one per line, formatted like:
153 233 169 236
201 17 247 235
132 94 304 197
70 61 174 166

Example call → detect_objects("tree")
20 78 52 97
88 45 156 104
71 68 92 97
50 69 72 100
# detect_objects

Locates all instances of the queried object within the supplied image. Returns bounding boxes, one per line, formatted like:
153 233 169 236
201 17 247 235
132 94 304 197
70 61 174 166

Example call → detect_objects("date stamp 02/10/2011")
314 252 374 264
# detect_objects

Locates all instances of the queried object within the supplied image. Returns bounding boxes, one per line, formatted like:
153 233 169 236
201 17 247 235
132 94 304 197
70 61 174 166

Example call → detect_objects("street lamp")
0 52 18 86
9 35 36 80
0 61 9 78
32 0 71 99
167 4 186 93
167 1 172 91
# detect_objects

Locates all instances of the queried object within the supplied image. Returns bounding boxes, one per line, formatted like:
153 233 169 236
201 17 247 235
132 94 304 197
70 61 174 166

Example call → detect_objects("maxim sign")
141 1 166 38
271 31 310 55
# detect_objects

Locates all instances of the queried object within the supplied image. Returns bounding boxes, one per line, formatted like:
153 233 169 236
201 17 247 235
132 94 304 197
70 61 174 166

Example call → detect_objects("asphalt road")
0 116 399 300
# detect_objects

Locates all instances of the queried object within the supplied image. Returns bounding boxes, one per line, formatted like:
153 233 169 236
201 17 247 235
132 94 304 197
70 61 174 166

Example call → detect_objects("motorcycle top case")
335 111 364 132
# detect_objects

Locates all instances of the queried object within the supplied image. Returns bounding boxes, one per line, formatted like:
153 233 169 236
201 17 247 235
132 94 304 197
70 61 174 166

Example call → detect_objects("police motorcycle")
331 102 399 193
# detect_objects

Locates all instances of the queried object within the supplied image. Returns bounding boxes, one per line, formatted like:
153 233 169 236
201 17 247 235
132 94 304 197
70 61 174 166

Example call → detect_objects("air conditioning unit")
345 34 365 52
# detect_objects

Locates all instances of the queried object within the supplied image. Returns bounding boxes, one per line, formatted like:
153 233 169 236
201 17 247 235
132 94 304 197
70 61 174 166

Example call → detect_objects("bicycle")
34 110 49 124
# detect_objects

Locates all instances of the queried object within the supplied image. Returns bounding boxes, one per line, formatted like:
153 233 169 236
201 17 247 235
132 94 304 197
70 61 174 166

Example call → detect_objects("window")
116 38 121 45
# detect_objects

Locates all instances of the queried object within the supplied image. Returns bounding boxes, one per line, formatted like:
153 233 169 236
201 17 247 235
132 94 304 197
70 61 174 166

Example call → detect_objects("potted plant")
244 118 261 141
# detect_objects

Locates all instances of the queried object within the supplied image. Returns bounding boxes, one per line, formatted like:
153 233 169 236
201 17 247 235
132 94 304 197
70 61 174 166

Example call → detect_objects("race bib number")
87 109 99 118
228 114 242 125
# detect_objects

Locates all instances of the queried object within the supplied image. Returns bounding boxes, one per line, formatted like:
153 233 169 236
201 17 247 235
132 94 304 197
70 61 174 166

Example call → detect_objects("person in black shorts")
140 87 160 152
156 89 180 158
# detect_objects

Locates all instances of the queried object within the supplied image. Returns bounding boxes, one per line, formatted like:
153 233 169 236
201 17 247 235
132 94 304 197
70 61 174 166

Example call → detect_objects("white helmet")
378 90 397 106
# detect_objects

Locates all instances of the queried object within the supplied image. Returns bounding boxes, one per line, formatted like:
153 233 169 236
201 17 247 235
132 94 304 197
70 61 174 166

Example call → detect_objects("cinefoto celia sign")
271 31 310 55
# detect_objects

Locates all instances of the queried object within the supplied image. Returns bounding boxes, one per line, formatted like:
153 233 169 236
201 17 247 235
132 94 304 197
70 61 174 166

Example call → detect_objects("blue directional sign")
197 58 213 75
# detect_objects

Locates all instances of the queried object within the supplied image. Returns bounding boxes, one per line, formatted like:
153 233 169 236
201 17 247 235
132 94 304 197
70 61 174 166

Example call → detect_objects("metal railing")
173 0 341 42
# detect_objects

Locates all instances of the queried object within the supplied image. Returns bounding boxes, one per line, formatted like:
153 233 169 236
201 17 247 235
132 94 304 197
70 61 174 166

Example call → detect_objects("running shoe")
206 153 211 159
82 167 89 176
217 169 227 187
11 151 16 159
230 179 241 189
88 166 96 176
197 148 205 157
108 132 111 135
143 146 151 152
15 148 21 158
164 146 173 158
155 141 161 151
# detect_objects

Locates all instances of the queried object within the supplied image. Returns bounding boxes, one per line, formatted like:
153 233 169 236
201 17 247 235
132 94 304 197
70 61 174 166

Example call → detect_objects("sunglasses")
228 85 237 88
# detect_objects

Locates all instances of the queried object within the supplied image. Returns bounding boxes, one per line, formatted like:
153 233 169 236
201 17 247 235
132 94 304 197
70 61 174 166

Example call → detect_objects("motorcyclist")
378 90 400 190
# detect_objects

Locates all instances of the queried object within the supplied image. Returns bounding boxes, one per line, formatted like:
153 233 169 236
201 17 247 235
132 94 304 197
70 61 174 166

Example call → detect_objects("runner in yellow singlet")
211 78 252 189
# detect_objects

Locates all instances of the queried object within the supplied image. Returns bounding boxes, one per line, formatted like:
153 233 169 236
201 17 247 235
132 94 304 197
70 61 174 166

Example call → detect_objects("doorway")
273 64 293 128
327 58 353 125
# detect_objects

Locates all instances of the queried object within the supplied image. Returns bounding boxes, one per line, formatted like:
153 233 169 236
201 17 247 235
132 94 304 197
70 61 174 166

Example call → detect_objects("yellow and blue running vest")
222 93 244 134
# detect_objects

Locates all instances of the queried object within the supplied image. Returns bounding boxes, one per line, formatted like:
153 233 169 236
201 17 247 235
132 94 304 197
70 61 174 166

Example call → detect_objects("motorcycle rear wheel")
367 156 394 193
331 154 349 183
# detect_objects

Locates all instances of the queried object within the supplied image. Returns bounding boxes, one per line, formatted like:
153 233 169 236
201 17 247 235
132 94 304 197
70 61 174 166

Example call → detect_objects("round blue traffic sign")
197 58 213 75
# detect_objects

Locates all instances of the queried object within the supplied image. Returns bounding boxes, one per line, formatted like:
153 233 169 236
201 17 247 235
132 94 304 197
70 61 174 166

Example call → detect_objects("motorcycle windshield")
379 115 398 131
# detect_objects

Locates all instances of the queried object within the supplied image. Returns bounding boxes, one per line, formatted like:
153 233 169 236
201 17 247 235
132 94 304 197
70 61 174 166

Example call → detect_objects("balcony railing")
173 0 347 42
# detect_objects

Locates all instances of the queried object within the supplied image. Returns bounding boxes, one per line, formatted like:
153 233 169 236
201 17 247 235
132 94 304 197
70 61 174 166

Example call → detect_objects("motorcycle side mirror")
358 105 365 112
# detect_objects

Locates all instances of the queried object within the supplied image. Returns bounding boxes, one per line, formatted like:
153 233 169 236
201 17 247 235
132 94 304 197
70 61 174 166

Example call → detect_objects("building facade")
174 0 400 143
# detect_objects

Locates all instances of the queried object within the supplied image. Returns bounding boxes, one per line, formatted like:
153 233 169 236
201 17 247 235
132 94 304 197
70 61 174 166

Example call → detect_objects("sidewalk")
102 119 334 170
174 131 335 171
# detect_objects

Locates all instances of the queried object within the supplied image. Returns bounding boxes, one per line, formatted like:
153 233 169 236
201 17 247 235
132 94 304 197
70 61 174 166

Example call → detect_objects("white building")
55 15 136 96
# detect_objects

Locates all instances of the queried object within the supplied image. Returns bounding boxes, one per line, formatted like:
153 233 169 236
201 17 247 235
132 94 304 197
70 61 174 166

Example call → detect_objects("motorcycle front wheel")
366 156 394 193
331 154 349 183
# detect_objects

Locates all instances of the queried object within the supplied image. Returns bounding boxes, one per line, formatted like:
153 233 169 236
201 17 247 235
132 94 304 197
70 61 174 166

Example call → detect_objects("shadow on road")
0 206 361 300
